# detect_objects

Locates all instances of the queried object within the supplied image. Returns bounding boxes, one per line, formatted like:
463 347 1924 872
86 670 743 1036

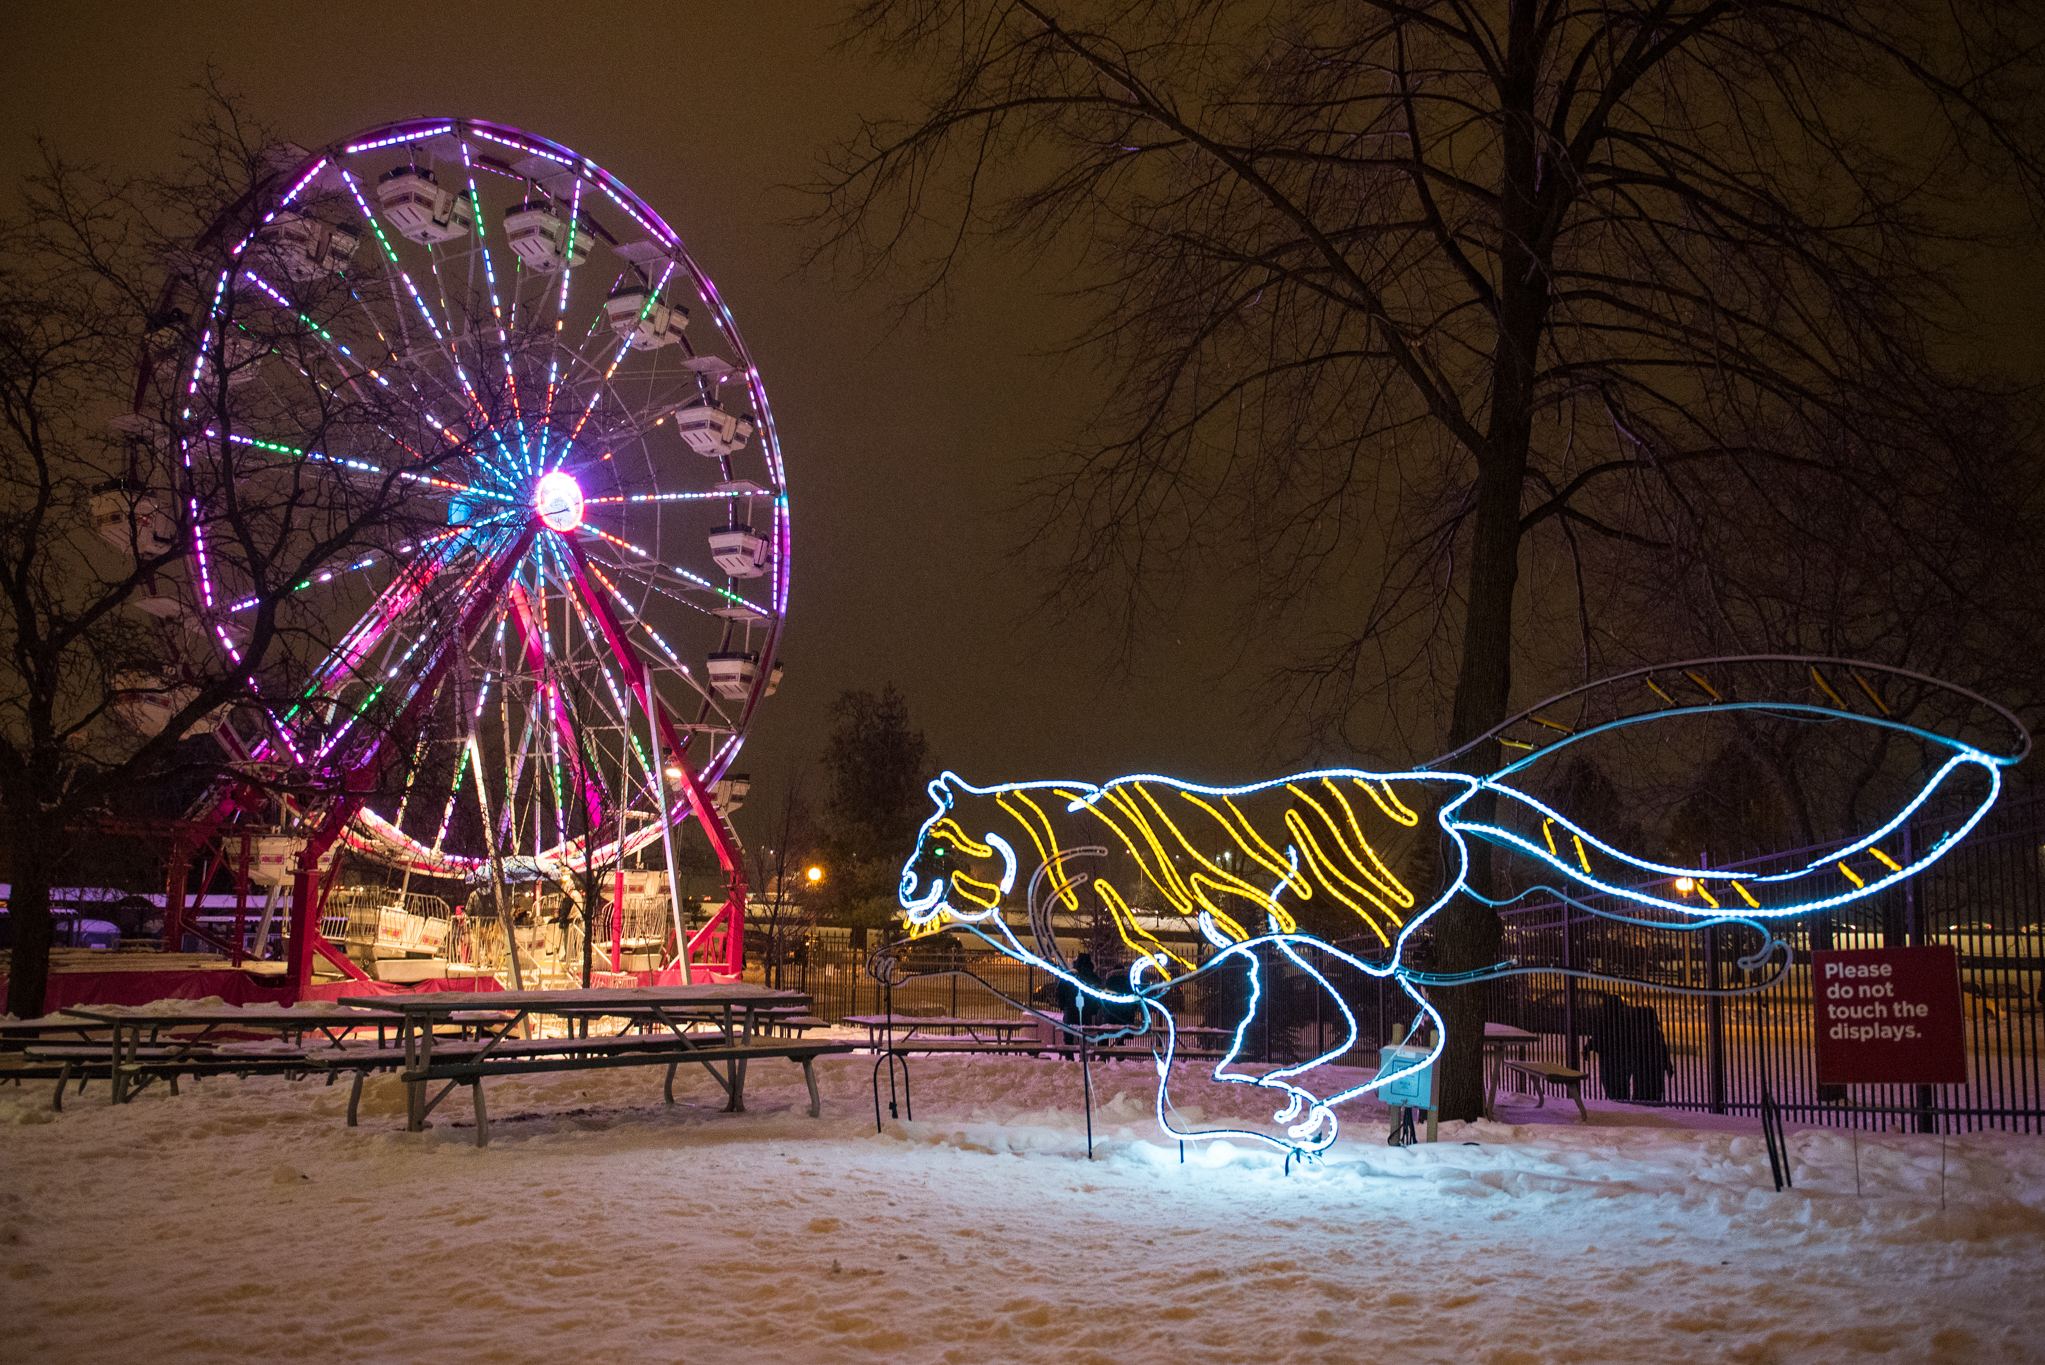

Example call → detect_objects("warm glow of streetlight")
806 865 824 884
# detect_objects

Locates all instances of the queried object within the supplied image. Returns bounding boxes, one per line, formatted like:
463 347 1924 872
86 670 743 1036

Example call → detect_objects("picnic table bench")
1494 1059 1589 1121
642 1004 829 1038
1478 1023 1585 1122
337 987 854 1146
22 1041 330 1111
754 1010 832 1037
1 1013 112 1047
280 1031 733 1124
42 1006 408 1106
866 1018 1229 1133
853 1012 1234 1060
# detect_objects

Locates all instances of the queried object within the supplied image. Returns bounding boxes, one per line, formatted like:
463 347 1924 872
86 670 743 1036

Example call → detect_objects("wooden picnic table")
842 1014 1034 1047
336 986 852 1145
1482 1022 1541 1120
2 1012 114 1045
645 1002 828 1038
57 1005 408 1104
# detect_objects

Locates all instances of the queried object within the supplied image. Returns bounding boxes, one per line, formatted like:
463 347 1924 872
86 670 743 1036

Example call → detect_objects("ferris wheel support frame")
286 524 537 991
281 518 752 992
563 534 747 981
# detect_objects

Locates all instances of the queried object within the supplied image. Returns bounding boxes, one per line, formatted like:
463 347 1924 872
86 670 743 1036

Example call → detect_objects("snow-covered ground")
4 1040 2043 1364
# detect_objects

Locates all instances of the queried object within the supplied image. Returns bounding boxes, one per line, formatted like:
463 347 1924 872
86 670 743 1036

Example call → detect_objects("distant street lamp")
806 865 824 885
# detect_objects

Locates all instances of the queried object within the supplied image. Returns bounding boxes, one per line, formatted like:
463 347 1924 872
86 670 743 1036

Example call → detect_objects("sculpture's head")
896 773 1032 933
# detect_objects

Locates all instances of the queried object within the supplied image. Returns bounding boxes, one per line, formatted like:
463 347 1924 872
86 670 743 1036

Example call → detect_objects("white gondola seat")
376 167 474 245
706 652 759 700
255 211 360 281
89 483 177 558
503 200 590 272
712 774 751 814
110 672 216 737
605 288 689 350
707 524 770 577
672 399 756 459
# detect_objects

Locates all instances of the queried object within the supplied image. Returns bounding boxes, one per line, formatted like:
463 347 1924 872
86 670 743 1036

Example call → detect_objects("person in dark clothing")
1582 995 1677 1103
551 894 578 961
1055 953 1105 1048
1583 994 1639 1101
1099 962 1141 1029
1628 1002 1672 1102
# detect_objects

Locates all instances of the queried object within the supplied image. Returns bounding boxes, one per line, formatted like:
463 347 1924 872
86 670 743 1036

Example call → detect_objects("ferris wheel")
131 117 787 982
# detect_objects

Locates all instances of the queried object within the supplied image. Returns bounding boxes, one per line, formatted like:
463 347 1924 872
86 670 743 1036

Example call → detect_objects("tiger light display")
893 657 2029 1159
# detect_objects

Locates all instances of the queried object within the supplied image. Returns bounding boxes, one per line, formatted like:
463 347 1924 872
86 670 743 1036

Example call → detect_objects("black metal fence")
765 795 2041 1133
777 932 1046 1024
1269 792 2044 1134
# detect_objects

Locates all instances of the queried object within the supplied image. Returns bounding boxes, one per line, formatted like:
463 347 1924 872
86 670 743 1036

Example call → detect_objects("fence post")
1262 941 1273 1064
1313 944 1323 1056
1902 821 1937 1134
1706 921 1727 1115
1562 901 1579 1070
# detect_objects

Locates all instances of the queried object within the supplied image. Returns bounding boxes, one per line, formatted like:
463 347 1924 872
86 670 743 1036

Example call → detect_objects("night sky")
9 4 2041 848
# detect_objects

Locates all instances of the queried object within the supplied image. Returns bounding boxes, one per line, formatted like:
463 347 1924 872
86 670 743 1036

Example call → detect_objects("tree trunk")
581 893 594 989
1418 0 1547 1123
1427 450 1523 1120
4 825 59 1019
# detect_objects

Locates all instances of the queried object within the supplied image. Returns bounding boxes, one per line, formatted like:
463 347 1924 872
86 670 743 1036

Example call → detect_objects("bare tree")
808 0 2045 1116
814 684 935 948
1 92 472 1016
744 771 819 989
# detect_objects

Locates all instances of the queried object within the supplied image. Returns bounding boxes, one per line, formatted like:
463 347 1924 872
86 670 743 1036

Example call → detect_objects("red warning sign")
1812 946 1966 1086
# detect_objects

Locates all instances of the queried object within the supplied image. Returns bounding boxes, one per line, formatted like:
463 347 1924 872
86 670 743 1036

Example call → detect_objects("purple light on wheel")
535 470 585 533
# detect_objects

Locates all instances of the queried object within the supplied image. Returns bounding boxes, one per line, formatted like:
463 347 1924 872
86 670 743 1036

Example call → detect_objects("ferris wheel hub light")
534 470 585 533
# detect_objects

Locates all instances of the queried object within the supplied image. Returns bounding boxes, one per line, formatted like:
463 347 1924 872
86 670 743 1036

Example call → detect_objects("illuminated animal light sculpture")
894 657 2028 1158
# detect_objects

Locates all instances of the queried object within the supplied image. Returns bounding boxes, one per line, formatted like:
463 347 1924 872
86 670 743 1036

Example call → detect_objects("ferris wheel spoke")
596 552 770 625
291 524 524 759
497 692 541 853
560 549 738 729
232 267 394 409
503 572 610 831
291 544 454 716
338 169 504 435
418 665 493 857
450 140 527 444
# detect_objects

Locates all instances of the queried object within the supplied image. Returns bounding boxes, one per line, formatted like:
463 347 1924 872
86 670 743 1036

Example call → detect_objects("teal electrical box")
1377 1043 1437 1109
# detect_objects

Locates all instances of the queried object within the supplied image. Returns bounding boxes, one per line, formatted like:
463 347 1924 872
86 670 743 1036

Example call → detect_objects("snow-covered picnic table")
36 1003 408 1105
1481 1022 1557 1120
335 986 854 1146
1 1011 113 1044
843 1013 1035 1047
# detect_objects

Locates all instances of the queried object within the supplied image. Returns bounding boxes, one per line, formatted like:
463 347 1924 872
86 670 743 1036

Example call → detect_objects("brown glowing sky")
8 4 2040 845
